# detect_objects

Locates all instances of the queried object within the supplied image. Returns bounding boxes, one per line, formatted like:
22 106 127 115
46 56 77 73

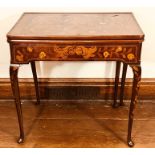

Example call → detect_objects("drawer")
11 43 140 64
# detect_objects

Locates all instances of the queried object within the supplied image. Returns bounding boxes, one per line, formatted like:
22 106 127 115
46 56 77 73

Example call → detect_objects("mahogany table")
7 12 144 147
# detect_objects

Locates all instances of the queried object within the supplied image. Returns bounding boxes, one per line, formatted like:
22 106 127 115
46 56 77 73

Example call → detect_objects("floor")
0 100 155 148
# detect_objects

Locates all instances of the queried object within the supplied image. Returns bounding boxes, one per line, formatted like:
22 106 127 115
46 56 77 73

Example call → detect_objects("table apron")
10 42 142 64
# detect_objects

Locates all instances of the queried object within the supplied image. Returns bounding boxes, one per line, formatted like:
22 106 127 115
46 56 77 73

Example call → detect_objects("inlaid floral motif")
16 50 24 62
127 53 135 60
101 46 136 61
27 47 33 53
39 51 46 59
13 44 138 63
115 46 123 52
54 46 97 59
103 51 110 58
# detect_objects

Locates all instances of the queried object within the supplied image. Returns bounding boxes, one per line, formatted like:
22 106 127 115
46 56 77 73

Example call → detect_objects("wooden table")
7 12 144 147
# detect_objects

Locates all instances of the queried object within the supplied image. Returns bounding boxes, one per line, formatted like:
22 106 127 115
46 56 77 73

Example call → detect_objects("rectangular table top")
7 12 144 41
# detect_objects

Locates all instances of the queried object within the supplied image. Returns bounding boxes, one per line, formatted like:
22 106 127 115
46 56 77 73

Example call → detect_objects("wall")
0 4 155 78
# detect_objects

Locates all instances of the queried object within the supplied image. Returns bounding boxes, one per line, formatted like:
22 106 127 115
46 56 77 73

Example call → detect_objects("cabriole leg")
113 61 121 108
127 65 141 147
31 61 40 104
120 63 128 106
10 65 24 143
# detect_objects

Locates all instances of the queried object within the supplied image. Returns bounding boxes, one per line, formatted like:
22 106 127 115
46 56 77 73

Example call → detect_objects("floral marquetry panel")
11 43 139 64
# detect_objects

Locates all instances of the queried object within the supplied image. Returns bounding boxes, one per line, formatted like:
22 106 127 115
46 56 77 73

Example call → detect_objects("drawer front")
11 43 140 64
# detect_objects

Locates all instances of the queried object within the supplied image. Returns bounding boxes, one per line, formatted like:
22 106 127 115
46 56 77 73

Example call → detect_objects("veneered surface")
7 12 144 40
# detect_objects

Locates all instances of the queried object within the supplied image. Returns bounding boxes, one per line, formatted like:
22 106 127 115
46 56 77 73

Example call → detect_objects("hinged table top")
7 12 144 41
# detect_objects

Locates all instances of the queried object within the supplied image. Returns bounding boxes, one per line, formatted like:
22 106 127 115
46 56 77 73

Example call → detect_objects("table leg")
120 63 128 106
10 65 24 143
127 65 141 147
113 61 121 108
30 61 40 104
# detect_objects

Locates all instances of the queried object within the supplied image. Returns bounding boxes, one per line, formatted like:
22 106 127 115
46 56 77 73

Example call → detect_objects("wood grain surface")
0 100 154 148
7 12 144 40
